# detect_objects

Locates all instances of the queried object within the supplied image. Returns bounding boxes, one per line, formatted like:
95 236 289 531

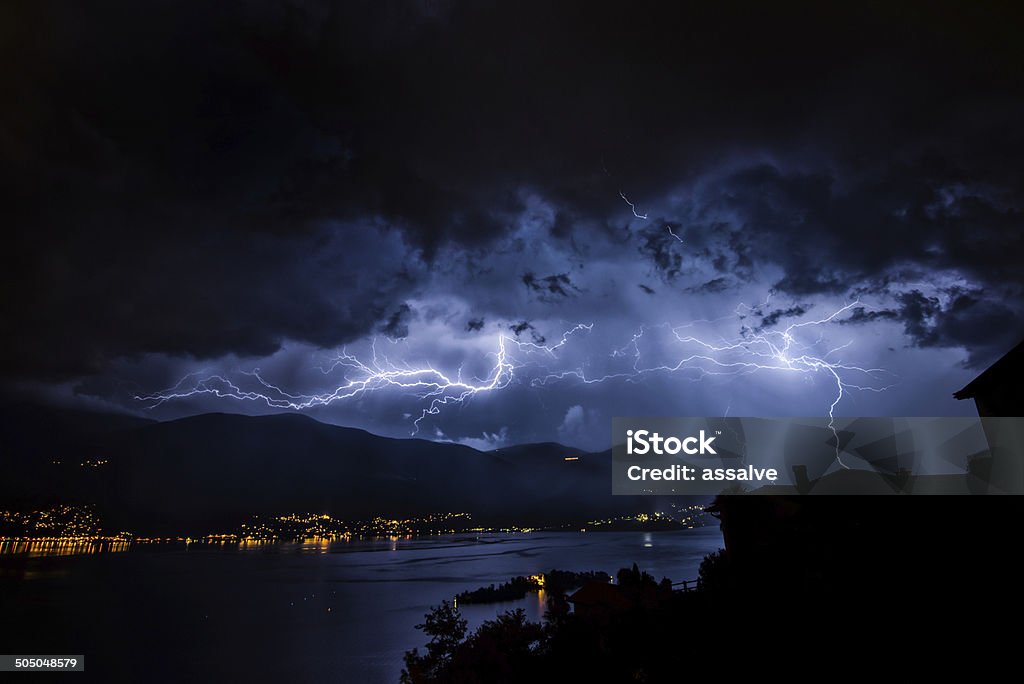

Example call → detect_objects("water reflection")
0 538 131 557
0 529 677 560
1 529 726 682
0 534 428 558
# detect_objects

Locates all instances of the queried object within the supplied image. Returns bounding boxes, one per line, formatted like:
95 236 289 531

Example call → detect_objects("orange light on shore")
564 456 579 461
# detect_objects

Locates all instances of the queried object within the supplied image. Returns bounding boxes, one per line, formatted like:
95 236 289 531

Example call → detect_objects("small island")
455 570 612 605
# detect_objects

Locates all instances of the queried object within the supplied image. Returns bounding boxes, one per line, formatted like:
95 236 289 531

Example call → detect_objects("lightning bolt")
533 300 897 469
135 299 893 469
619 191 648 220
135 324 595 435
619 190 685 246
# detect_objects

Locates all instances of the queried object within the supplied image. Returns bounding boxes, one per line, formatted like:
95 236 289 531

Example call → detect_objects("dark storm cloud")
839 307 901 325
685 163 1024 297
686 278 730 295
1 220 420 380
895 289 1019 365
380 303 413 340
636 221 687 280
521 272 579 299
755 306 808 332
664 161 1024 364
834 291 1018 367
2 0 1023 384
465 318 485 332
509 321 545 345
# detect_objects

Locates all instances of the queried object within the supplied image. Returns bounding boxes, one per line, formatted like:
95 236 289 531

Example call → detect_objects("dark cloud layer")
690 163 1024 298
2 0 1023 388
896 289 1019 365
522 272 579 300
380 303 413 340
509 321 545 345
755 306 808 333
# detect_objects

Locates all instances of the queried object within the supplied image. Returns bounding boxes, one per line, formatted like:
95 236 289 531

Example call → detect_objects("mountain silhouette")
0 406 659 534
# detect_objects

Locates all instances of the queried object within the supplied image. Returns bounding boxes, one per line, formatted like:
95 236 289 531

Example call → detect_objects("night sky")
3 1 1023 451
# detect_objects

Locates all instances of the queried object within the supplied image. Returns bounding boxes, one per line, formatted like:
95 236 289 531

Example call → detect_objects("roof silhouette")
567 581 631 610
953 339 1024 400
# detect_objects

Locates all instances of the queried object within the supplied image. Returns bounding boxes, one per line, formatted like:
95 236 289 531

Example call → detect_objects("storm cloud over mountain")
2 1 1022 449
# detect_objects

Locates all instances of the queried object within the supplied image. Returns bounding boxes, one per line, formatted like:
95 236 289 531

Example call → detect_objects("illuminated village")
0 503 710 557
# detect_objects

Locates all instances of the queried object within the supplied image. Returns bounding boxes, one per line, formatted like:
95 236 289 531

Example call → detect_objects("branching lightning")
135 324 595 435
532 300 897 469
135 300 894 468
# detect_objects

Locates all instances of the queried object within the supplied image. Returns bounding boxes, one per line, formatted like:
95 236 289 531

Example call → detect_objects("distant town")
0 503 710 556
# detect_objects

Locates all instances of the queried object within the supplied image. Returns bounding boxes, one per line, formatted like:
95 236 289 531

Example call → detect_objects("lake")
0 528 723 683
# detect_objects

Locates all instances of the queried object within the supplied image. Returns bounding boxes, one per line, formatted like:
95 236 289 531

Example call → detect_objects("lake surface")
0 529 723 683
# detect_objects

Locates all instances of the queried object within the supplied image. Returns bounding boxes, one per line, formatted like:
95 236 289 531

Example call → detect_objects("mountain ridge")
0 405 659 534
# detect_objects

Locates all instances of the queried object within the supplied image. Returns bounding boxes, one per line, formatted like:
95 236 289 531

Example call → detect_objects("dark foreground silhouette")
403 495 1024 682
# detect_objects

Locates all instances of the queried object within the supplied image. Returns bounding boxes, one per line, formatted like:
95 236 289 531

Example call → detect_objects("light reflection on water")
0 539 131 557
0 534 426 558
1 529 725 683
1 529 704 560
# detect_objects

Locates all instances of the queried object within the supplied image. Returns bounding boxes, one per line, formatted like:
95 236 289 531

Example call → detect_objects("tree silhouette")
401 601 466 683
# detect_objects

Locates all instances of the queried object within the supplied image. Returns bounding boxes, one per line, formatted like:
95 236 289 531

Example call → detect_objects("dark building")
953 339 1024 417
567 581 632 621
954 339 1024 493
